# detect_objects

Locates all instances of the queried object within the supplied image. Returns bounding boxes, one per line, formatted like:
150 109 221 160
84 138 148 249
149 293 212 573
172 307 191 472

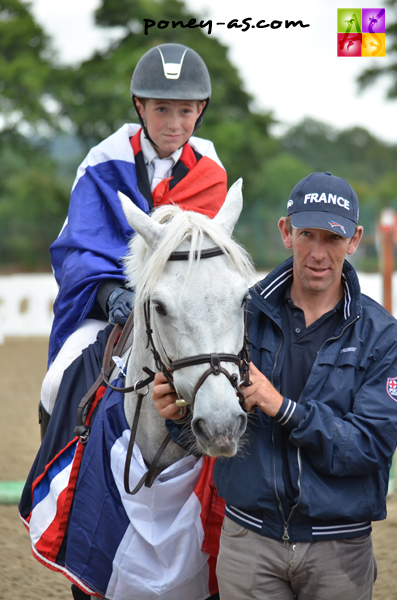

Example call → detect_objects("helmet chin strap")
132 96 159 148
132 96 210 152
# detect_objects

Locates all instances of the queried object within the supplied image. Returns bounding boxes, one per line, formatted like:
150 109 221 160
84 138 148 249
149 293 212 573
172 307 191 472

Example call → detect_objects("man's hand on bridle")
152 372 187 420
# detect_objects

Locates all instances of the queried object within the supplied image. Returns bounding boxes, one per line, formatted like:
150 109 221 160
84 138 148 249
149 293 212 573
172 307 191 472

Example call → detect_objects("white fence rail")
1 272 397 343
0 274 58 343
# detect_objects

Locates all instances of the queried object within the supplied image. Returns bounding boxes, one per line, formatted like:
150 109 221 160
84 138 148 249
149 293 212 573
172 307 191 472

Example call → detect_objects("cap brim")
291 211 356 238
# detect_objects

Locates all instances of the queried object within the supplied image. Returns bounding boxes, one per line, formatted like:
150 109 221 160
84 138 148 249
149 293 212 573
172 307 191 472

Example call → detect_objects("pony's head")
118 180 255 457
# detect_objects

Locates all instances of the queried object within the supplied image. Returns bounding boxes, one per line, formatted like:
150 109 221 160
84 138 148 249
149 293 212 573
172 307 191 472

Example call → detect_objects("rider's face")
135 98 205 158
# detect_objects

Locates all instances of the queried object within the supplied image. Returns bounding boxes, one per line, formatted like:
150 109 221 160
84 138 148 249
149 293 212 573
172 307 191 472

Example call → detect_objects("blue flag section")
20 326 224 599
48 124 149 365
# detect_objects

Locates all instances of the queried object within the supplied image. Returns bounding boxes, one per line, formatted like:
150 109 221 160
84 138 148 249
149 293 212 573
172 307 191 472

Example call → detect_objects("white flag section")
107 439 210 600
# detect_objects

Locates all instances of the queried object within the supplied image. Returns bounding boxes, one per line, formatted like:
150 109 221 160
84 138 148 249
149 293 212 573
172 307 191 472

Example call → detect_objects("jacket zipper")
320 315 360 348
270 329 296 541
271 331 284 388
272 422 302 542
272 314 360 542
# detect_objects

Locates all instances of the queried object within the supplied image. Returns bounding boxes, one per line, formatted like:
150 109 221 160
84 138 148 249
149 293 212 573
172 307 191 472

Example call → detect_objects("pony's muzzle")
191 412 247 457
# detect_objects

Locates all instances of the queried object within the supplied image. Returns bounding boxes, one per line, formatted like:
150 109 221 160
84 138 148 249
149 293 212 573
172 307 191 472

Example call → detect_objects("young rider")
40 43 227 426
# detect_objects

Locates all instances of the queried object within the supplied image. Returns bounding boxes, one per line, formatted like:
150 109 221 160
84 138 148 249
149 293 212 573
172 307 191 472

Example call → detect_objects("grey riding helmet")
131 43 211 140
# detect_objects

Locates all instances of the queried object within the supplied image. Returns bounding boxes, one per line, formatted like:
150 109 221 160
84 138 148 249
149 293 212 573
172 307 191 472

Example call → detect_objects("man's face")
135 98 205 158
278 219 363 297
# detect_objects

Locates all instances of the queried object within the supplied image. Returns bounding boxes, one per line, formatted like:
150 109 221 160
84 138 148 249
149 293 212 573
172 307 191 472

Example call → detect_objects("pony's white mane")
123 205 256 303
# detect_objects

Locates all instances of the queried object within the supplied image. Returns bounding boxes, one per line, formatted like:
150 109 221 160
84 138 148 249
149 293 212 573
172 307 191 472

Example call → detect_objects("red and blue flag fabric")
48 124 227 365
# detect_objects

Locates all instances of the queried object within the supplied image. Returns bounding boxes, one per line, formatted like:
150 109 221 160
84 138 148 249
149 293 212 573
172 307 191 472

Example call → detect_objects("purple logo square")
362 8 385 33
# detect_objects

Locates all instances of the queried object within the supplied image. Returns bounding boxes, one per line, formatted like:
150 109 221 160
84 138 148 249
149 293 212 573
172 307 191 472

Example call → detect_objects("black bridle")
102 245 251 495
144 296 251 407
144 245 251 405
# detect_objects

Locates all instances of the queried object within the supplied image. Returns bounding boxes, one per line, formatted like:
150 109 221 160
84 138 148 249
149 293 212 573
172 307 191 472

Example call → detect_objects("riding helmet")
131 43 211 137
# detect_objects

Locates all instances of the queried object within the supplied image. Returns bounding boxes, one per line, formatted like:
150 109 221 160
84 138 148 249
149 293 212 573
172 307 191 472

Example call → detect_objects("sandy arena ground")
0 337 397 600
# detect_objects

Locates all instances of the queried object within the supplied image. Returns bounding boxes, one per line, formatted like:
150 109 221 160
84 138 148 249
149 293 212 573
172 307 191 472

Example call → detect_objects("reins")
75 245 251 495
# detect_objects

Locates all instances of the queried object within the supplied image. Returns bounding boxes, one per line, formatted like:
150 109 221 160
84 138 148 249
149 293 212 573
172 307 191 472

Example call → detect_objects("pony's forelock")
123 205 255 302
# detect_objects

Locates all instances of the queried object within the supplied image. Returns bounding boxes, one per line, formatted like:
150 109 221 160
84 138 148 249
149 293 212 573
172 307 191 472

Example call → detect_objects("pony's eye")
154 303 167 316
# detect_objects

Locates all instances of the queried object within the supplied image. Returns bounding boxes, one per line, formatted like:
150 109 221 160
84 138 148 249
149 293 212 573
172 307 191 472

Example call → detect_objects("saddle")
75 310 135 440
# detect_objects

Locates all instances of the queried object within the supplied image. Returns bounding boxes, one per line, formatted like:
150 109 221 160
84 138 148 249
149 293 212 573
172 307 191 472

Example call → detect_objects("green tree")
237 153 312 269
0 0 64 133
0 132 69 268
282 118 397 185
0 0 71 269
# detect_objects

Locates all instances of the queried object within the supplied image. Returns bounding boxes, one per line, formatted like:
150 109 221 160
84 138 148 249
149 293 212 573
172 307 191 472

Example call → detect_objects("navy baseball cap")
287 171 359 238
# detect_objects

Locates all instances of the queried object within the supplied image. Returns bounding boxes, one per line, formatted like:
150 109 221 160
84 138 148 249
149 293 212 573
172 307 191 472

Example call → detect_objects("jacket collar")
250 256 362 323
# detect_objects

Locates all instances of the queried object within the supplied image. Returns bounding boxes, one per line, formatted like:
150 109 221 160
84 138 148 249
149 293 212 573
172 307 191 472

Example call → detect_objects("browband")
168 247 224 261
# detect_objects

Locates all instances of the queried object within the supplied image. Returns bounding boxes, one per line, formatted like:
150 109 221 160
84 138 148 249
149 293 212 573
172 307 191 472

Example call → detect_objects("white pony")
22 179 257 600
119 177 256 467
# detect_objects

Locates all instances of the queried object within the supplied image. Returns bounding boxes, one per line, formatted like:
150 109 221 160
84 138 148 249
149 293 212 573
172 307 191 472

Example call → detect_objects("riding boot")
71 583 92 599
38 400 51 441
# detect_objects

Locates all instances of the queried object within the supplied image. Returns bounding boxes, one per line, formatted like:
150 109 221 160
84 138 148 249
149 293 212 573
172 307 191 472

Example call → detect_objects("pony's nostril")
191 418 210 441
236 413 247 436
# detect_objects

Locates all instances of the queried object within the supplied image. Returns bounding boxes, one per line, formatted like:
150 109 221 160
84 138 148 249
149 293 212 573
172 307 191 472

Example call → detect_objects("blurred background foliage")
1 0 397 272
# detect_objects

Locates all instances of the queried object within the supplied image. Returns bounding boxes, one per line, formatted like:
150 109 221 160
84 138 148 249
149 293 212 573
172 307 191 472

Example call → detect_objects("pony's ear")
118 191 165 248
212 179 243 237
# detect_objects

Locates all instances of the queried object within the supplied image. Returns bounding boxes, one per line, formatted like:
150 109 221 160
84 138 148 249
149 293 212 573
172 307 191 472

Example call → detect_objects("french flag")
21 378 224 599
48 123 227 365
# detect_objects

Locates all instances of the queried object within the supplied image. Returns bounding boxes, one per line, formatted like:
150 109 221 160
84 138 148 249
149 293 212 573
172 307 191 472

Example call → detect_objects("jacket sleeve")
280 334 397 477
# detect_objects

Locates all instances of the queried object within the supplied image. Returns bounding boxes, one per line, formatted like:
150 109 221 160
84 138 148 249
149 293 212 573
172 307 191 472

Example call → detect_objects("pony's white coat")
118 180 255 466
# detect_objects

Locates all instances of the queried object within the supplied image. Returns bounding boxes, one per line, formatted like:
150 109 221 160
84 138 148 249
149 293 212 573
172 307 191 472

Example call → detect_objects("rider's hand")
152 372 187 420
241 362 283 417
107 287 135 326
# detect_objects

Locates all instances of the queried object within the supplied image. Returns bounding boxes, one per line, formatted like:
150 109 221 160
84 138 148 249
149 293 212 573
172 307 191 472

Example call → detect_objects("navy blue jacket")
212 257 397 543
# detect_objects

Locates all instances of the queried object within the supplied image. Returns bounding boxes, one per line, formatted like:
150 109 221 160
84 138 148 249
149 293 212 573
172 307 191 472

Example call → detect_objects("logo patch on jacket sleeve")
386 377 397 401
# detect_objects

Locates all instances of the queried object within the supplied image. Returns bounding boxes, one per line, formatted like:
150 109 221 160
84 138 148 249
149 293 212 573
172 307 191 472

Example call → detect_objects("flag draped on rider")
48 123 227 365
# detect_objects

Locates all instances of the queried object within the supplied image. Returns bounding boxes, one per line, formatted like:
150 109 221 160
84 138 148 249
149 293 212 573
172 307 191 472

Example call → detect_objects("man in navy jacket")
153 172 397 599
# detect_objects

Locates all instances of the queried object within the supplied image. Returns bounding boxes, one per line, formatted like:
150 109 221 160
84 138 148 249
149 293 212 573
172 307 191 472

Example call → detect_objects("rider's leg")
71 584 92 599
39 319 108 438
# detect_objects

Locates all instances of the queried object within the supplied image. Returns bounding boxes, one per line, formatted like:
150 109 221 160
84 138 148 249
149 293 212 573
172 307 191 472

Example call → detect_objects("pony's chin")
196 439 240 458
